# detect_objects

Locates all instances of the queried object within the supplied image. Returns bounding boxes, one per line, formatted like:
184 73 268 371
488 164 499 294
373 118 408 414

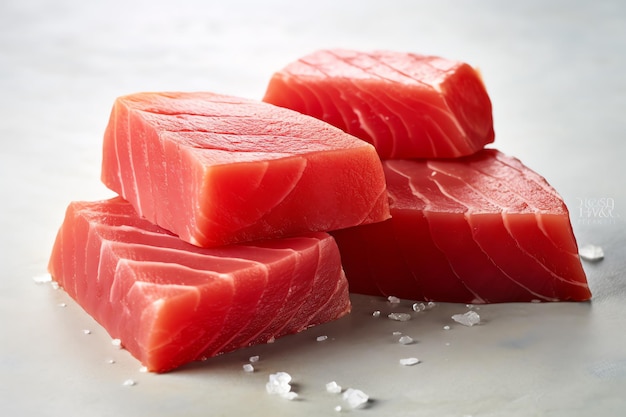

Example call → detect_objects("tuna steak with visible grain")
263 49 494 159
101 91 390 248
331 149 591 303
47 197 351 372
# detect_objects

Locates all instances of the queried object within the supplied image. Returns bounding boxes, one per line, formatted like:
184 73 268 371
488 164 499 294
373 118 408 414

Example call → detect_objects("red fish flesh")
263 49 494 159
47 197 351 372
101 92 390 248
331 149 591 303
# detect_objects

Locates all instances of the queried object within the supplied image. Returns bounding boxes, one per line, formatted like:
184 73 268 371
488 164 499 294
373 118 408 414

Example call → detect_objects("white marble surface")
2 0 626 416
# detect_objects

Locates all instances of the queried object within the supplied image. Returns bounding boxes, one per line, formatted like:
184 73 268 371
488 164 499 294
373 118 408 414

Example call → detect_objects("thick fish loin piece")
331 149 591 303
47 197 351 373
101 92 390 248
263 49 494 159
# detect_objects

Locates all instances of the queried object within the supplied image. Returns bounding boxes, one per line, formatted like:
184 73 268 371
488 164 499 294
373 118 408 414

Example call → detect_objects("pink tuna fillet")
331 149 591 303
47 197 351 372
263 49 495 159
101 92 390 248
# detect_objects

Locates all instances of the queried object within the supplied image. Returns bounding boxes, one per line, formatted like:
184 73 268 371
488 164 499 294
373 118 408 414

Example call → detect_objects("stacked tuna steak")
48 48 590 373
48 92 389 372
263 49 590 303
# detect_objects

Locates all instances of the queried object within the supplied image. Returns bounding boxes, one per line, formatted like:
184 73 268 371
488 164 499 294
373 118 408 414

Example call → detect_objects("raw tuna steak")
47 197 351 372
331 149 591 303
101 91 390 248
263 49 495 159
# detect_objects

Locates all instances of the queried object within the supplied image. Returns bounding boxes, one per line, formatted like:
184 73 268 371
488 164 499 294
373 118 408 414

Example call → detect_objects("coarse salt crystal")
266 372 293 396
316 335 328 342
399 335 414 345
392 331 402 336
280 391 298 400
579 244 604 262
326 381 342 394
426 301 437 309
388 312 411 322
387 295 401 304
58 303 67 308
50 281 60 290
372 310 381 318
412 302 426 312
107 359 115 364
83 329 91 335
399 357 420 366
342 388 369 409
334 405 342 412
111 338 123 349
443 325 451 330
451 311 481 327
249 355 260 363
270 371 291 385
243 364 254 373
139 366 148 373
122 379 136 386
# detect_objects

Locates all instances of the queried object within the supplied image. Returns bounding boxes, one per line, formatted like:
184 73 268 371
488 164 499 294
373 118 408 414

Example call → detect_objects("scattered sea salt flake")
579 244 604 262
387 295 401 304
139 366 148 373
107 359 116 364
249 355 260 363
270 371 291 385
33 273 52 284
343 388 369 409
388 312 411 322
122 379 136 386
326 381 342 394
399 357 420 366
372 310 381 318
316 335 328 342
83 329 91 335
399 335 414 345
50 281 60 290
451 311 481 327
334 405 342 412
392 331 402 336
58 303 67 308
443 325 451 330
266 372 293 395
426 301 437 309
111 338 123 349
412 302 426 312
243 364 254 373
280 391 298 400
266 337 276 344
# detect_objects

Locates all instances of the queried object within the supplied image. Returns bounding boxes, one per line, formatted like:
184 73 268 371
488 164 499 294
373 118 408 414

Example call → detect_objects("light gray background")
2 1 625 416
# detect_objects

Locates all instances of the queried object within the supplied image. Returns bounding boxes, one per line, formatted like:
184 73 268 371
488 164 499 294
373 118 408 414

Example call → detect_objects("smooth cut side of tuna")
262 49 495 159
101 91 390 248
331 149 591 303
47 197 351 373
